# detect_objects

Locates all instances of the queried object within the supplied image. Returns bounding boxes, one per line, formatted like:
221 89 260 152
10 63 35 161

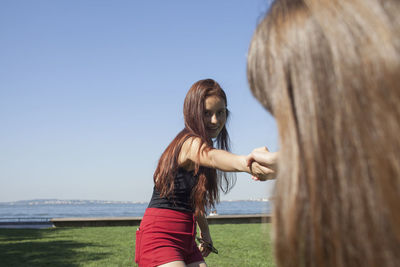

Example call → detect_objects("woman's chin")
207 131 219 139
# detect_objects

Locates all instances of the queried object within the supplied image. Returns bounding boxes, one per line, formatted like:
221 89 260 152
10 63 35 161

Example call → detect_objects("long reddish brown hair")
153 79 235 216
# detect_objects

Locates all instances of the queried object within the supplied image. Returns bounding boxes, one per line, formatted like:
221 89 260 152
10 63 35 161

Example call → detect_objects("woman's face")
203 96 227 138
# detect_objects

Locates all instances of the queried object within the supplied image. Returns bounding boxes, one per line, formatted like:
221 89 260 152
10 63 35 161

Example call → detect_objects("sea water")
0 199 271 222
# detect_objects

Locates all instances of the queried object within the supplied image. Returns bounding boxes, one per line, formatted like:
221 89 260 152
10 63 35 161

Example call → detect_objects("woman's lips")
207 127 219 131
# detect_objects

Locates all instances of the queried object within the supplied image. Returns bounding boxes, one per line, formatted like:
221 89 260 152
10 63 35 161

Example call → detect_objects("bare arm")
179 137 265 174
196 213 212 257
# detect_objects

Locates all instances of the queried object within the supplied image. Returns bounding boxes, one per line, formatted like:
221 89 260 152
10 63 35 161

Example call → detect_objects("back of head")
247 0 400 266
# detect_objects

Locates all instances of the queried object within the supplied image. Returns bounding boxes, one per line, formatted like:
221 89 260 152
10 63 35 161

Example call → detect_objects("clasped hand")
246 146 278 181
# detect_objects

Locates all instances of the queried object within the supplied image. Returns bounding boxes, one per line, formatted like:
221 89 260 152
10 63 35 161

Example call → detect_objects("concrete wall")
51 214 271 227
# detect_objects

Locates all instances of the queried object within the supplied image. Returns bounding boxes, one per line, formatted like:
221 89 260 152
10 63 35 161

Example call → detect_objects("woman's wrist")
201 231 212 243
240 155 252 174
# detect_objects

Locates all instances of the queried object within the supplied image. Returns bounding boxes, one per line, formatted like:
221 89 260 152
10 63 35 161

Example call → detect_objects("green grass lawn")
0 223 275 267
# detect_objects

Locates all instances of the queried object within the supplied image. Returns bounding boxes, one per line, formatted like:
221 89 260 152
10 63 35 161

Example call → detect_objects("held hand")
246 146 277 169
246 147 278 181
250 161 276 181
198 231 213 257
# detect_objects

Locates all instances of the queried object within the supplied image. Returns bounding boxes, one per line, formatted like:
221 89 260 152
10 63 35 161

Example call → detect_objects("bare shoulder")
179 137 207 167
182 136 202 150
180 137 201 159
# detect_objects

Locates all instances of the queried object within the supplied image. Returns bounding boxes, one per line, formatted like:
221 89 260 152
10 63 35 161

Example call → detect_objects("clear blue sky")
0 0 277 203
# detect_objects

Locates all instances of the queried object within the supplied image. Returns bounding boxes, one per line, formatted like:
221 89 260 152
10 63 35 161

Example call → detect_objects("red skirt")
135 208 204 267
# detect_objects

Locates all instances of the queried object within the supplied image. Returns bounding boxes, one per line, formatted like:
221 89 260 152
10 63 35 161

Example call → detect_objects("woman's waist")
143 207 194 219
148 192 194 212
140 208 196 235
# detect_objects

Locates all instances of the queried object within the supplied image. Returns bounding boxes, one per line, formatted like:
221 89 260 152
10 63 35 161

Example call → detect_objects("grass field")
0 223 275 267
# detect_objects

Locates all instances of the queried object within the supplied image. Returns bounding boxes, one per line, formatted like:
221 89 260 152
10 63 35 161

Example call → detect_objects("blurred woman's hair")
247 0 400 266
154 79 235 217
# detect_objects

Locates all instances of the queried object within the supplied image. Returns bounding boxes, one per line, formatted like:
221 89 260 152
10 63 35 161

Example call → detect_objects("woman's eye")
204 111 211 117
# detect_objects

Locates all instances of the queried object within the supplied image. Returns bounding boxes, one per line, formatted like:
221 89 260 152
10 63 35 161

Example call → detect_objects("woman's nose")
211 114 218 124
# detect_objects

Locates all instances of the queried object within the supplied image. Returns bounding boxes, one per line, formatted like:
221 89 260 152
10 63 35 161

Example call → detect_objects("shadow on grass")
0 229 110 267
0 228 53 242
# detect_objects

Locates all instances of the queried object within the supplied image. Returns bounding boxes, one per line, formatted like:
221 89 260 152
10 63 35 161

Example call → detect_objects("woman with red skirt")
135 79 277 267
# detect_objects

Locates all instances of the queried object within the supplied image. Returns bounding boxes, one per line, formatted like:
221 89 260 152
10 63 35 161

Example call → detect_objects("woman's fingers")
198 243 211 257
254 146 269 152
246 153 255 167
248 147 278 170
250 161 276 181
251 161 271 173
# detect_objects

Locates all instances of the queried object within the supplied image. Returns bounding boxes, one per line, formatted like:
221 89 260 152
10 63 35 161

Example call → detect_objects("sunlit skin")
203 96 227 139
158 260 207 267
246 146 278 181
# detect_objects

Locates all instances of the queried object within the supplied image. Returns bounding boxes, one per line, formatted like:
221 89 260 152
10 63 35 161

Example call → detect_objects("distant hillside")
0 199 141 205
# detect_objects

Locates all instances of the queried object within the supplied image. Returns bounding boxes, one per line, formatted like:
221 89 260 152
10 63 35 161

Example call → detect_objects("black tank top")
148 168 198 213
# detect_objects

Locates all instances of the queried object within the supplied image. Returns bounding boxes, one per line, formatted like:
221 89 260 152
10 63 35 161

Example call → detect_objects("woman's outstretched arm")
178 137 275 179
